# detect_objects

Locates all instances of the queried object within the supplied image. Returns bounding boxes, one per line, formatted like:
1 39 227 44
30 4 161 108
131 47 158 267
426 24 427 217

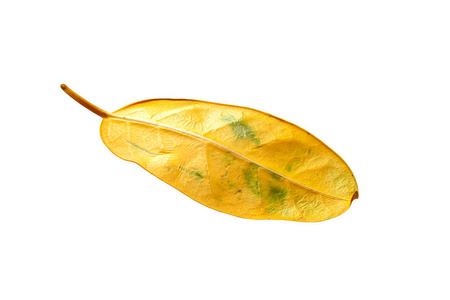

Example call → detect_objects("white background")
1 1 449 299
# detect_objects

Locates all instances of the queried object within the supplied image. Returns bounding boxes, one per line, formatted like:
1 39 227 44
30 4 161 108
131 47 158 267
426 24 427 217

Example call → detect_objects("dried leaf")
61 84 358 222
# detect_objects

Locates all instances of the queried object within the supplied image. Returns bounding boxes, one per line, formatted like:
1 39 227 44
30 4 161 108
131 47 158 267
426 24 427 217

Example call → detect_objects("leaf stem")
60 84 113 118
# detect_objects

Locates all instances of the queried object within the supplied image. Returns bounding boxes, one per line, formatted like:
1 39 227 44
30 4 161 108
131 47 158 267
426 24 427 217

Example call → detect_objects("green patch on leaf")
266 207 277 214
190 170 204 180
178 165 204 180
222 115 261 146
127 141 157 156
285 159 303 172
224 152 235 165
221 114 238 123
268 185 288 205
270 172 282 181
285 163 294 172
243 163 261 197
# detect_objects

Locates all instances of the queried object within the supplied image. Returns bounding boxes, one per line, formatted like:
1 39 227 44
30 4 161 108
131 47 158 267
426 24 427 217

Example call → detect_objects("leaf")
61 84 358 222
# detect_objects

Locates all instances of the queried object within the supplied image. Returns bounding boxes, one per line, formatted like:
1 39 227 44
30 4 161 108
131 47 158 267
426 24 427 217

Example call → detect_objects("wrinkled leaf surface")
100 99 358 222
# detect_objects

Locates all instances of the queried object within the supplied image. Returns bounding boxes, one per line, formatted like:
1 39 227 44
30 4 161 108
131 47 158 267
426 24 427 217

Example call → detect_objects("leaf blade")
99 99 358 222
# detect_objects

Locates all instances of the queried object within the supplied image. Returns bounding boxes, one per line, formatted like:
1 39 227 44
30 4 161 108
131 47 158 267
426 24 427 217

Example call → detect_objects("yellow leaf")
61 84 358 222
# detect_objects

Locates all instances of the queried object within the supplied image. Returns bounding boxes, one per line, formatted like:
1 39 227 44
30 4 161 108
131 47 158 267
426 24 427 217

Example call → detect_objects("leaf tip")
351 191 359 202
60 84 67 90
